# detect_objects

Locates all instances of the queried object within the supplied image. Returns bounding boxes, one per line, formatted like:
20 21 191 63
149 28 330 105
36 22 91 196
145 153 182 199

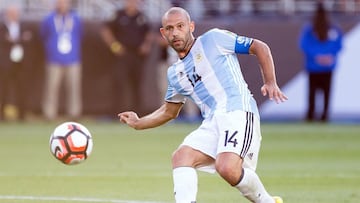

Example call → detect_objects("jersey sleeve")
164 84 186 104
208 28 253 54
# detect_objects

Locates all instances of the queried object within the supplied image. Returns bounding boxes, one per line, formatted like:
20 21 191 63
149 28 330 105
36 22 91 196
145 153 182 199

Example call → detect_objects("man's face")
6 6 20 22
160 12 194 53
56 0 70 14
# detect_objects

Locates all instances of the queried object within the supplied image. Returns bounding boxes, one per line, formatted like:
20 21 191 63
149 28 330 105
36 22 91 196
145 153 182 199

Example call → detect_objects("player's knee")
215 154 243 186
172 146 214 169
216 163 243 186
216 162 235 177
171 146 195 168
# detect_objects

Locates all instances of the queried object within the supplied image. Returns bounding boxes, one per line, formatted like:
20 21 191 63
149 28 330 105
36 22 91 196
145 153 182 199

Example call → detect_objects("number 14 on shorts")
224 130 239 147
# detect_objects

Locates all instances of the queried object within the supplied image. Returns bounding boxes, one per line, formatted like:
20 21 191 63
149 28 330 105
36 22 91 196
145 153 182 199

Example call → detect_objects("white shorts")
180 110 262 173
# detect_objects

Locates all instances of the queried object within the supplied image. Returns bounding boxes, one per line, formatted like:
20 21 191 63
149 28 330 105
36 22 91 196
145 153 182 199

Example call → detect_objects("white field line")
0 195 168 203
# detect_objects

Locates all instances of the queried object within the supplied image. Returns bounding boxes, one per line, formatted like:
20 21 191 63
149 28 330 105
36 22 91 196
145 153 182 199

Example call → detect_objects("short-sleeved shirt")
165 28 259 119
106 10 150 51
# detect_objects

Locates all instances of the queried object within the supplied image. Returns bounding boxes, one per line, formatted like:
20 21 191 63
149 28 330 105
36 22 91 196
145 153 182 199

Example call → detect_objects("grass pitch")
0 121 359 203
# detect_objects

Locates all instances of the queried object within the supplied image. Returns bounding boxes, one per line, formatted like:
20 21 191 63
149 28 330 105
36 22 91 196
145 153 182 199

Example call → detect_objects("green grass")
0 121 359 203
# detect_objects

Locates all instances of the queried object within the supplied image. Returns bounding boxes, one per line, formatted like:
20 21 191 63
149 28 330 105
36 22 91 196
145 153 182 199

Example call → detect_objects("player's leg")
215 111 277 203
172 145 214 203
172 119 217 203
216 153 274 203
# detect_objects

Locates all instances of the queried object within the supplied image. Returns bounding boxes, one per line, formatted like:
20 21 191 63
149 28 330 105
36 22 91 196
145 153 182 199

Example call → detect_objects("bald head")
162 7 191 27
5 4 20 22
160 7 195 58
55 0 71 14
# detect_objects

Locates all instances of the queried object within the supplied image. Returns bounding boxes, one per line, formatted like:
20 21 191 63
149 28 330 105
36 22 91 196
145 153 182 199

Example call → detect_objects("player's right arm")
118 102 183 130
249 39 288 103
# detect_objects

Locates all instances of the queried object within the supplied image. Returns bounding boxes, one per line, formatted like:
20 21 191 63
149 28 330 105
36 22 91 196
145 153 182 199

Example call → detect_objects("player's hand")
261 83 288 103
118 111 140 128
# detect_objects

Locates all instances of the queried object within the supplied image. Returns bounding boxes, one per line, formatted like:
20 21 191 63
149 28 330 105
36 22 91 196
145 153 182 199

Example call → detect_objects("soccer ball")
49 122 93 165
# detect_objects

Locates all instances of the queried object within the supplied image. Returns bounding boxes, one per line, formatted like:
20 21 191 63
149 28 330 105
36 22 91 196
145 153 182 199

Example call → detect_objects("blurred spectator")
101 0 152 116
340 0 360 13
0 4 33 121
299 2 343 122
171 0 187 7
40 0 83 121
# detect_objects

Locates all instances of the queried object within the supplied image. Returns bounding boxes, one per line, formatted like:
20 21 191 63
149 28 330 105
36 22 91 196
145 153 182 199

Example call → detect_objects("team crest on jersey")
195 53 202 62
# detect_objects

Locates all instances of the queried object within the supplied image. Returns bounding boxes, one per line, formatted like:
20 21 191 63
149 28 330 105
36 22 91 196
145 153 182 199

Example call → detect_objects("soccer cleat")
273 196 283 203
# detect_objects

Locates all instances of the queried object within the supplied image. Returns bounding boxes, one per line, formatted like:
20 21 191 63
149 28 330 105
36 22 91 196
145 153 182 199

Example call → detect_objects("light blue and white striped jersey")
165 28 259 119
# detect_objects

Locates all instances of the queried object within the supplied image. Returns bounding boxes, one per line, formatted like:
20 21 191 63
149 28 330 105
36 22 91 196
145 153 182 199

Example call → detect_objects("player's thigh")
215 110 261 171
175 119 217 170
172 145 214 169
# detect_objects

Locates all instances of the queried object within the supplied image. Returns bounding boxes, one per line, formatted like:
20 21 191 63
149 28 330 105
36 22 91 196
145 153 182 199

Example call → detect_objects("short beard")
170 32 193 53
172 44 185 52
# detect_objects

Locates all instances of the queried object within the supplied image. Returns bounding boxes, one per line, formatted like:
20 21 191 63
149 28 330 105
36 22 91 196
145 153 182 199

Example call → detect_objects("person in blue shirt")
299 2 343 122
40 0 83 121
119 7 287 203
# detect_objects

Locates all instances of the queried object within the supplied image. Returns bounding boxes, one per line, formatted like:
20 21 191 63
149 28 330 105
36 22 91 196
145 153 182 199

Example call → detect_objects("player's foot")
273 196 283 203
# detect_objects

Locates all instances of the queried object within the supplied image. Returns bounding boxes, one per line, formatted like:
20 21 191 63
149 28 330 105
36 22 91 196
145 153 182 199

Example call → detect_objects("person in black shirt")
101 0 153 115
0 4 33 121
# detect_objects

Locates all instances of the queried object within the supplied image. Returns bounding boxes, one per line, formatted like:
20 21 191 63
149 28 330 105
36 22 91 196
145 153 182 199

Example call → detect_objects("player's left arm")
118 102 183 130
249 39 288 103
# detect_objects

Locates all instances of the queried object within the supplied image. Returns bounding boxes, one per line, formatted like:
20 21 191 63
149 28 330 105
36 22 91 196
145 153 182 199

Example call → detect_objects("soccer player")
118 7 287 203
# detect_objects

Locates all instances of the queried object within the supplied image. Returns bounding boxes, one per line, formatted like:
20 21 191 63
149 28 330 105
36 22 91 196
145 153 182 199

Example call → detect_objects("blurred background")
0 0 359 123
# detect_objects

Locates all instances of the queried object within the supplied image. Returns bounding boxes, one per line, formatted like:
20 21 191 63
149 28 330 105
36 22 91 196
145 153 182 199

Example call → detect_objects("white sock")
235 168 274 203
173 167 198 203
